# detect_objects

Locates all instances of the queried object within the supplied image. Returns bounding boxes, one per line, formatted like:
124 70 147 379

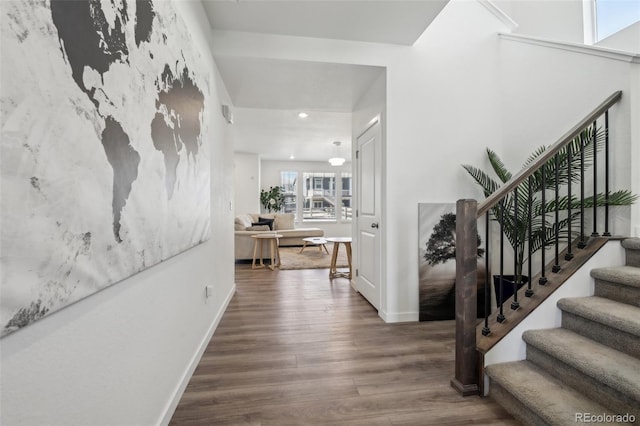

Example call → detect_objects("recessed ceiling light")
289 155 295 160
298 112 308 119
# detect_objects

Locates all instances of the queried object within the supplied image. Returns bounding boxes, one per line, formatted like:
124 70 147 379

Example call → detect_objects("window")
594 0 640 41
341 173 353 221
302 172 336 221
281 170 351 223
280 171 297 218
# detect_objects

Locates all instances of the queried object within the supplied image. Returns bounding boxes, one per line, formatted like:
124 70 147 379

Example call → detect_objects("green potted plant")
462 125 636 303
260 186 284 213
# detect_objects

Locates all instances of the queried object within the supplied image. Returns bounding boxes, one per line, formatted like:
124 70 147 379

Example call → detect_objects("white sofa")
234 213 324 260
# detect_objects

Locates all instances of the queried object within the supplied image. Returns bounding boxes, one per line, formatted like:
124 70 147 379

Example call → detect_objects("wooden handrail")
477 91 622 217
452 90 623 397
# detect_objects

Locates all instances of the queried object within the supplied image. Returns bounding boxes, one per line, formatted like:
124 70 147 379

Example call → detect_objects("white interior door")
356 118 381 310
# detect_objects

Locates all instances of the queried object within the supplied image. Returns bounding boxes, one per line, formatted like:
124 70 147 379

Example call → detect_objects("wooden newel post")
451 199 479 396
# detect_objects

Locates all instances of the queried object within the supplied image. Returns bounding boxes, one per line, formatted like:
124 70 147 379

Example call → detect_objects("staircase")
486 238 640 425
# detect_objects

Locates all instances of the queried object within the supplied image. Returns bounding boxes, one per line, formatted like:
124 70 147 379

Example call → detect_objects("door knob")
371 223 379 229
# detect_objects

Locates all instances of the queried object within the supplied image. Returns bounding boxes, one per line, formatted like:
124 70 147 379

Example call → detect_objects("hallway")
170 265 517 425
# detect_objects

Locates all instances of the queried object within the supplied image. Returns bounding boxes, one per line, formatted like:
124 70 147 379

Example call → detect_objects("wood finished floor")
170 265 518 425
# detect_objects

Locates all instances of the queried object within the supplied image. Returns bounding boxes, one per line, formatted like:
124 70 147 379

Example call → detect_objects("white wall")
260 159 353 237
211 0 638 321
353 72 387 135
596 21 640 53
494 1 640 55
498 35 637 237
494 0 585 43
383 0 509 320
0 2 236 425
234 152 261 214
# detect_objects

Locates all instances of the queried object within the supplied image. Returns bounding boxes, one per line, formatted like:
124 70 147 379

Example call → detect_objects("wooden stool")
251 234 282 270
325 237 352 279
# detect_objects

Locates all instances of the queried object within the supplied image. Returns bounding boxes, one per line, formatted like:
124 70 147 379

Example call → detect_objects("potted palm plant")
462 125 636 304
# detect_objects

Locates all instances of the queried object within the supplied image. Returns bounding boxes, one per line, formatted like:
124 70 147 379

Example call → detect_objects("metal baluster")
552 154 561 273
539 165 548 285
497 201 506 323
592 122 599 237
482 213 491 336
526 176 534 297
578 132 587 249
566 143 574 261
604 111 611 236
511 188 520 310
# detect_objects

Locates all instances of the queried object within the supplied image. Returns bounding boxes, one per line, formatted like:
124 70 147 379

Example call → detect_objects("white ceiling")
217 57 384 162
232 108 353 162
202 1 449 46
202 0 449 161
215 57 384 112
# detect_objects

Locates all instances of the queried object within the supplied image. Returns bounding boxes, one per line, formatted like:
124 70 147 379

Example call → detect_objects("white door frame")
353 115 385 315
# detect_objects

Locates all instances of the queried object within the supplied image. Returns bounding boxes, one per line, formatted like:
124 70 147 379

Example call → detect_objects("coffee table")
251 233 283 270
325 237 352 279
299 237 329 254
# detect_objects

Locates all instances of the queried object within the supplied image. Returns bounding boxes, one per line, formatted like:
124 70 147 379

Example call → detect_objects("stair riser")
489 381 550 426
595 279 640 307
626 249 640 268
562 312 640 359
526 345 640 420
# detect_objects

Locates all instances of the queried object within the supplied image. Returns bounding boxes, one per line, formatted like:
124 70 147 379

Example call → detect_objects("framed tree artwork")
418 203 487 321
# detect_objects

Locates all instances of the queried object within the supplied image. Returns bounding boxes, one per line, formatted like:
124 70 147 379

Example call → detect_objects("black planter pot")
493 275 528 307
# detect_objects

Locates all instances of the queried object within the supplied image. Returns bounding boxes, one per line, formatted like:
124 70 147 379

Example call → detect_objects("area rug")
278 243 349 270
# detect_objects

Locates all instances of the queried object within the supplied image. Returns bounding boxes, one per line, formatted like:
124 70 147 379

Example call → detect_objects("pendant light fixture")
328 141 345 166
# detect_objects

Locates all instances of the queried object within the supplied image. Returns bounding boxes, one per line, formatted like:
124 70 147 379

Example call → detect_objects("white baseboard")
158 282 237 426
379 309 419 323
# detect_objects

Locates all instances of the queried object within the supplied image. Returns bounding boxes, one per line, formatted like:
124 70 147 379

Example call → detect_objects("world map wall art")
0 0 212 337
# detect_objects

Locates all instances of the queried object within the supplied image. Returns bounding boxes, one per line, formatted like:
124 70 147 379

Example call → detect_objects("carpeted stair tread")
486 360 614 424
591 265 640 289
523 328 640 401
486 238 640 422
558 296 640 337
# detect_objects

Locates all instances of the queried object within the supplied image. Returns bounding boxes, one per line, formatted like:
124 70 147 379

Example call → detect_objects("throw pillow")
251 220 271 230
234 214 253 230
246 225 270 231
274 213 294 230
257 217 275 230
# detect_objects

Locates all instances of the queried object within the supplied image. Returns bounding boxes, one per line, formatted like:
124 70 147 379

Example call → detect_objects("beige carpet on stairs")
278 243 349 270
